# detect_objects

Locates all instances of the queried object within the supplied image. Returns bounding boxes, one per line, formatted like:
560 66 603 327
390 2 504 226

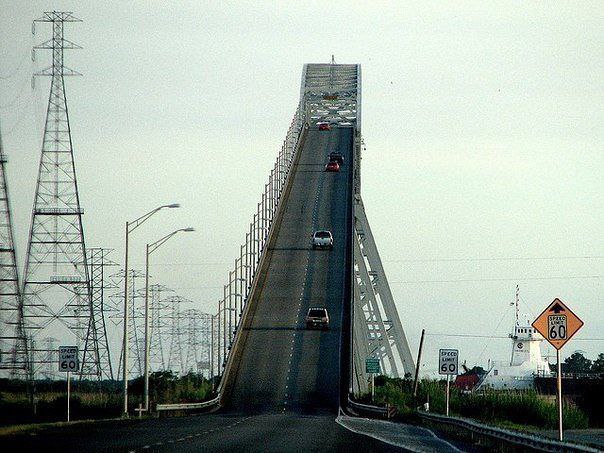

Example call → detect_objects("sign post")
365 358 380 403
532 298 584 441
439 349 458 416
58 346 79 422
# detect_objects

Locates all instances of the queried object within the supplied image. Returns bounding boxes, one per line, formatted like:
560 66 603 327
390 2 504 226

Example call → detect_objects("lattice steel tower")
83 248 116 380
0 123 28 377
21 11 98 379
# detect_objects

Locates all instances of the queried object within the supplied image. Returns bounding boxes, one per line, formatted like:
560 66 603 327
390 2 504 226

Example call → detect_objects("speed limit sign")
532 298 583 350
439 349 459 375
58 346 79 372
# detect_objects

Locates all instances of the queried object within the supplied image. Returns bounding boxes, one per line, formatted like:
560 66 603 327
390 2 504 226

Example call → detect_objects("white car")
312 230 333 250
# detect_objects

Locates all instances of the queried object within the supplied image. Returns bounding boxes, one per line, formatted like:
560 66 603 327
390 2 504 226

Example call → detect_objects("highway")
223 126 353 413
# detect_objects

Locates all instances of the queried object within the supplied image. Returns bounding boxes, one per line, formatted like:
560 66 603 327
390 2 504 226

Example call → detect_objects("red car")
325 161 340 172
318 123 331 131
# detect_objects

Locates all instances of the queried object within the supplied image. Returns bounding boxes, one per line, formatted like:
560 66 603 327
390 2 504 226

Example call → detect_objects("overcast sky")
1 1 602 375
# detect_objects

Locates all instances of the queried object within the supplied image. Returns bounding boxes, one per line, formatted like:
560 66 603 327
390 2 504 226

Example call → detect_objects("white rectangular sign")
58 346 79 372
439 348 459 375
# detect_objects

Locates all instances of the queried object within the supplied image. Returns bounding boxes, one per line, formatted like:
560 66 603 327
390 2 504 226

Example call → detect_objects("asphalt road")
223 127 353 414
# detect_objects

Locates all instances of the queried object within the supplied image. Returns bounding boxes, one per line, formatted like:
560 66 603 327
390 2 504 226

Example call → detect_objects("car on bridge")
325 161 340 172
318 122 331 131
305 307 330 330
312 230 333 250
329 152 344 165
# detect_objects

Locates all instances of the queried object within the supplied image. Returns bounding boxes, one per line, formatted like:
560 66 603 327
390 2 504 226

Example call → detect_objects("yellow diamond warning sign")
532 298 584 350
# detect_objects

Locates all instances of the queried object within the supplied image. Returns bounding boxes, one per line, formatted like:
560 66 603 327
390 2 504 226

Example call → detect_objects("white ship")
476 288 551 390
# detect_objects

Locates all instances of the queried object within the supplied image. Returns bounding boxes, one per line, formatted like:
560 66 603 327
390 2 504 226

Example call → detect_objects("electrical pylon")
21 11 97 379
0 123 28 377
165 296 190 375
148 284 173 372
112 269 145 378
81 248 117 380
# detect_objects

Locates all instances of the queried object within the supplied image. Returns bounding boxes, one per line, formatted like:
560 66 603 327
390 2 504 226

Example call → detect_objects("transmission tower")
0 123 28 377
21 11 97 379
182 309 201 374
40 337 58 379
81 248 117 380
112 269 145 379
148 284 173 372
165 296 190 375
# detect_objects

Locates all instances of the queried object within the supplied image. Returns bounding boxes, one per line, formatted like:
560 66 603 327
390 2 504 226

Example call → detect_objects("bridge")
213 63 414 414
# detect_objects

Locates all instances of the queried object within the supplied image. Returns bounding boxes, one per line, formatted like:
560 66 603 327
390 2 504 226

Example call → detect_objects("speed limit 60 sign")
532 298 583 350
439 349 459 375
58 346 79 372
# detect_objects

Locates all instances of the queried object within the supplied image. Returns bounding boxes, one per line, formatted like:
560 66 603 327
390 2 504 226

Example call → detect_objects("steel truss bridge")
210 62 415 413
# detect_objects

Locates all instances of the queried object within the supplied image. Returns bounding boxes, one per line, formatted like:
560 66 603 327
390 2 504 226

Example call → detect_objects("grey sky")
1 1 602 375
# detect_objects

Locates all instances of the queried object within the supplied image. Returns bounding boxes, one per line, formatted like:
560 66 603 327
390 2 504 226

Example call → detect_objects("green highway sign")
365 358 380 374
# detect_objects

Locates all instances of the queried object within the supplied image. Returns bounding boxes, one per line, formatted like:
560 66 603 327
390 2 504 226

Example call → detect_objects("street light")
122 204 179 416
143 227 194 412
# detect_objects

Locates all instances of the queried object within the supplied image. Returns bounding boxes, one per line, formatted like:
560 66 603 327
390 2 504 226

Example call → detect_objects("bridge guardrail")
155 395 220 414
347 396 396 419
216 122 308 403
417 410 600 453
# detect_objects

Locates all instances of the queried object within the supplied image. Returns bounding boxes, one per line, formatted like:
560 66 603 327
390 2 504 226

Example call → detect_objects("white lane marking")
335 416 462 453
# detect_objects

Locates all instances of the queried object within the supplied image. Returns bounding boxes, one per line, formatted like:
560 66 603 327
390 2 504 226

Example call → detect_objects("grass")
369 376 589 430
0 371 215 426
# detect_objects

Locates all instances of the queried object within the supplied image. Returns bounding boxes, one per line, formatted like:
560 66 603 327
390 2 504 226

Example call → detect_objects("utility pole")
413 329 425 398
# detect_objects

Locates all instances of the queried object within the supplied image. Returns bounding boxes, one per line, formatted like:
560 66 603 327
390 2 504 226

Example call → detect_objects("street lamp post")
143 227 194 412
122 204 180 417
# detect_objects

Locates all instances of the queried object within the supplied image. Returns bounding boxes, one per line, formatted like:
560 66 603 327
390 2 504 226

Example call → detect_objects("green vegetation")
561 352 604 375
0 371 214 426
370 376 590 430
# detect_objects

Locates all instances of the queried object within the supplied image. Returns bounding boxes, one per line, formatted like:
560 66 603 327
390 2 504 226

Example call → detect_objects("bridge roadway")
223 126 353 413
1 127 461 452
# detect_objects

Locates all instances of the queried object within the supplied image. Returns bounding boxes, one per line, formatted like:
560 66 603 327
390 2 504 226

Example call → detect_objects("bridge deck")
224 127 354 413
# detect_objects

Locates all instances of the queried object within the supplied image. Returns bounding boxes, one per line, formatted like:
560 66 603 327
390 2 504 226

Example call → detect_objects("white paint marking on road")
336 416 462 453
155 442 163 446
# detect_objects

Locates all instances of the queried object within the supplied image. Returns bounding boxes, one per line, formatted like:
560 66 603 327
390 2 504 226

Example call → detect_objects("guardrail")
417 411 600 453
155 396 220 415
347 396 396 419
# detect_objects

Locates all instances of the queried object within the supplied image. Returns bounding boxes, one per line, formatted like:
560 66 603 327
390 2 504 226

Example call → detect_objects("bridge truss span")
212 62 413 411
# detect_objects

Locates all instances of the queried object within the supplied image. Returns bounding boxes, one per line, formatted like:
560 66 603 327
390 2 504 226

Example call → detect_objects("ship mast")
515 285 520 327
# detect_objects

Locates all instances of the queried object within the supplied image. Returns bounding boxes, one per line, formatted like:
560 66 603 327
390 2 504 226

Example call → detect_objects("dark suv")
305 307 330 330
329 152 344 165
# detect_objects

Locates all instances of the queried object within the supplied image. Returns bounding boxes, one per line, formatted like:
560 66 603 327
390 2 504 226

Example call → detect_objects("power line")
391 275 602 284
152 256 604 267
384 255 604 263
427 333 509 339
426 333 604 341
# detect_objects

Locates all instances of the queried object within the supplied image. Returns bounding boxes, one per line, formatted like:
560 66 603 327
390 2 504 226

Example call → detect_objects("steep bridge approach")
218 63 414 416
223 126 354 413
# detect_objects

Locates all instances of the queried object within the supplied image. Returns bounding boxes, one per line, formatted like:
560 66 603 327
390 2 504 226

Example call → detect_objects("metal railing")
417 411 600 453
347 396 396 419
155 395 220 414
210 104 305 381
